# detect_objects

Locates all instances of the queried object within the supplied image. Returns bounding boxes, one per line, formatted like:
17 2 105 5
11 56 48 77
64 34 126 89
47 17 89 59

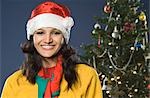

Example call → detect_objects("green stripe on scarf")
36 76 49 98
52 90 60 97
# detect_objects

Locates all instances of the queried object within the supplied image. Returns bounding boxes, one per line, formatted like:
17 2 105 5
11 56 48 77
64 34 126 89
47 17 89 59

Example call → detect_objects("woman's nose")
44 34 53 43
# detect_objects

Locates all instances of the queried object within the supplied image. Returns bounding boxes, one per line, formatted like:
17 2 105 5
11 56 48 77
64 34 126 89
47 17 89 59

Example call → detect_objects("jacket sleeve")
85 70 103 98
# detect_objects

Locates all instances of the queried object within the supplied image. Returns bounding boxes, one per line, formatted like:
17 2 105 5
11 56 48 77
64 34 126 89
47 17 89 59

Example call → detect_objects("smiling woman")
1 1 103 98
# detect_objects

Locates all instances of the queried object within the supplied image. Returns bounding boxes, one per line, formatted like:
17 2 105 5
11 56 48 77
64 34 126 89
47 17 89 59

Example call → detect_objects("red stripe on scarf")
38 55 63 98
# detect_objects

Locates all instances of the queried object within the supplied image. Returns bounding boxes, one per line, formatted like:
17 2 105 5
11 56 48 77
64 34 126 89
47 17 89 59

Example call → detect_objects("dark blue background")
0 0 149 93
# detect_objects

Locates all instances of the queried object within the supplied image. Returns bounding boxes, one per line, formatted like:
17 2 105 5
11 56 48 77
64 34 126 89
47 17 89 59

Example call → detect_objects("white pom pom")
63 17 74 29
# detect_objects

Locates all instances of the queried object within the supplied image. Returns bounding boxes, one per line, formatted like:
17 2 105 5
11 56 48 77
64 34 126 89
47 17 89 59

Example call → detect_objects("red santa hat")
26 1 74 43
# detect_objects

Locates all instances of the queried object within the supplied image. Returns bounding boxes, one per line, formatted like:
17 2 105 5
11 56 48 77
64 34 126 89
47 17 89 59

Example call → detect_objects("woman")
1 1 103 98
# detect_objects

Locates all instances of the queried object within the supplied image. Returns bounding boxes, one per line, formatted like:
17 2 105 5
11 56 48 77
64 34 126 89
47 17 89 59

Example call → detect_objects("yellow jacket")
1 64 103 98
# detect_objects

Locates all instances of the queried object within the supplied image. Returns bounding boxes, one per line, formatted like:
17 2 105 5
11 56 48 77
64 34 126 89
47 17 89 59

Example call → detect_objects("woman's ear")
61 38 65 44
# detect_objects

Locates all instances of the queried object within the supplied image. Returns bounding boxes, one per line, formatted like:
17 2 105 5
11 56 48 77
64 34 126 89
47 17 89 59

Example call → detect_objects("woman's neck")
42 57 58 68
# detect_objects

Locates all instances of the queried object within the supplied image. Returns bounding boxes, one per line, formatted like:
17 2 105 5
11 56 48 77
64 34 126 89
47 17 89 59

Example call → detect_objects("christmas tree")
81 0 150 98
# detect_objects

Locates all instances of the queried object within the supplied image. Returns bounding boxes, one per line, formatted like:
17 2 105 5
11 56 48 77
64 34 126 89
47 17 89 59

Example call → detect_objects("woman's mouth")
41 45 55 50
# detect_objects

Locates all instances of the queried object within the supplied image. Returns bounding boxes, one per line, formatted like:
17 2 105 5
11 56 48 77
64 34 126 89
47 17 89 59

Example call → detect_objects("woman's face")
33 27 64 58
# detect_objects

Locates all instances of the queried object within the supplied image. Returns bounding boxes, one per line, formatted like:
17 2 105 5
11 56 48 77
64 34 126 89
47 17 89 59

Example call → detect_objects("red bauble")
123 22 135 32
147 84 150 89
104 5 112 13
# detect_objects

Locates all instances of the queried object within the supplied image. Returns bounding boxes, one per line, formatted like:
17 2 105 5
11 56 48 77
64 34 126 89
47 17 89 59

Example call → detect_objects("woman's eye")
55 32 61 34
52 31 61 35
35 32 44 34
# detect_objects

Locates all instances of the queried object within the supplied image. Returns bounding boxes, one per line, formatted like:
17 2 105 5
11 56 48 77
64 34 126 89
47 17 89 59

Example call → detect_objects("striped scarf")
36 56 63 98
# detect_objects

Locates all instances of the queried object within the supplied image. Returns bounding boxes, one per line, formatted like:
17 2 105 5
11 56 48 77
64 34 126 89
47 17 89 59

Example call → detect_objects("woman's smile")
41 45 55 50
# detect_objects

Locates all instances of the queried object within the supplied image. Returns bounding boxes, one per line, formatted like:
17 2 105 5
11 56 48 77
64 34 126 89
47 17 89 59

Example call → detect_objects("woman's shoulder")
5 70 25 83
74 64 100 91
76 64 98 77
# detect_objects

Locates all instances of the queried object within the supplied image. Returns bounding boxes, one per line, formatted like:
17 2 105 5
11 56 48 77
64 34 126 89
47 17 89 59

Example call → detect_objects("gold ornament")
139 11 146 21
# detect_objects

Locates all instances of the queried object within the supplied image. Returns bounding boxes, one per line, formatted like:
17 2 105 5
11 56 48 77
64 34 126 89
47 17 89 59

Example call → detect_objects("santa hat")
26 1 74 43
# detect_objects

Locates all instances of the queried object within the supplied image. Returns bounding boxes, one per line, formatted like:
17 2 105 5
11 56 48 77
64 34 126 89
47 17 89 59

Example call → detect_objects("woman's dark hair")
20 36 83 88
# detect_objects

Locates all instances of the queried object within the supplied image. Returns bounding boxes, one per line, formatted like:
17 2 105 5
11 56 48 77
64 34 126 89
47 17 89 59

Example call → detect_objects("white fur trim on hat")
26 13 74 43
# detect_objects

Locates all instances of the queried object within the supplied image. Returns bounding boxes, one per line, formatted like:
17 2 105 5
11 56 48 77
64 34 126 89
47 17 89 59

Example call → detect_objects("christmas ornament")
92 30 96 34
123 22 135 32
112 32 118 39
147 84 150 89
112 26 121 39
139 11 146 21
98 34 101 48
102 77 108 90
94 23 101 29
104 4 112 13
135 42 142 48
